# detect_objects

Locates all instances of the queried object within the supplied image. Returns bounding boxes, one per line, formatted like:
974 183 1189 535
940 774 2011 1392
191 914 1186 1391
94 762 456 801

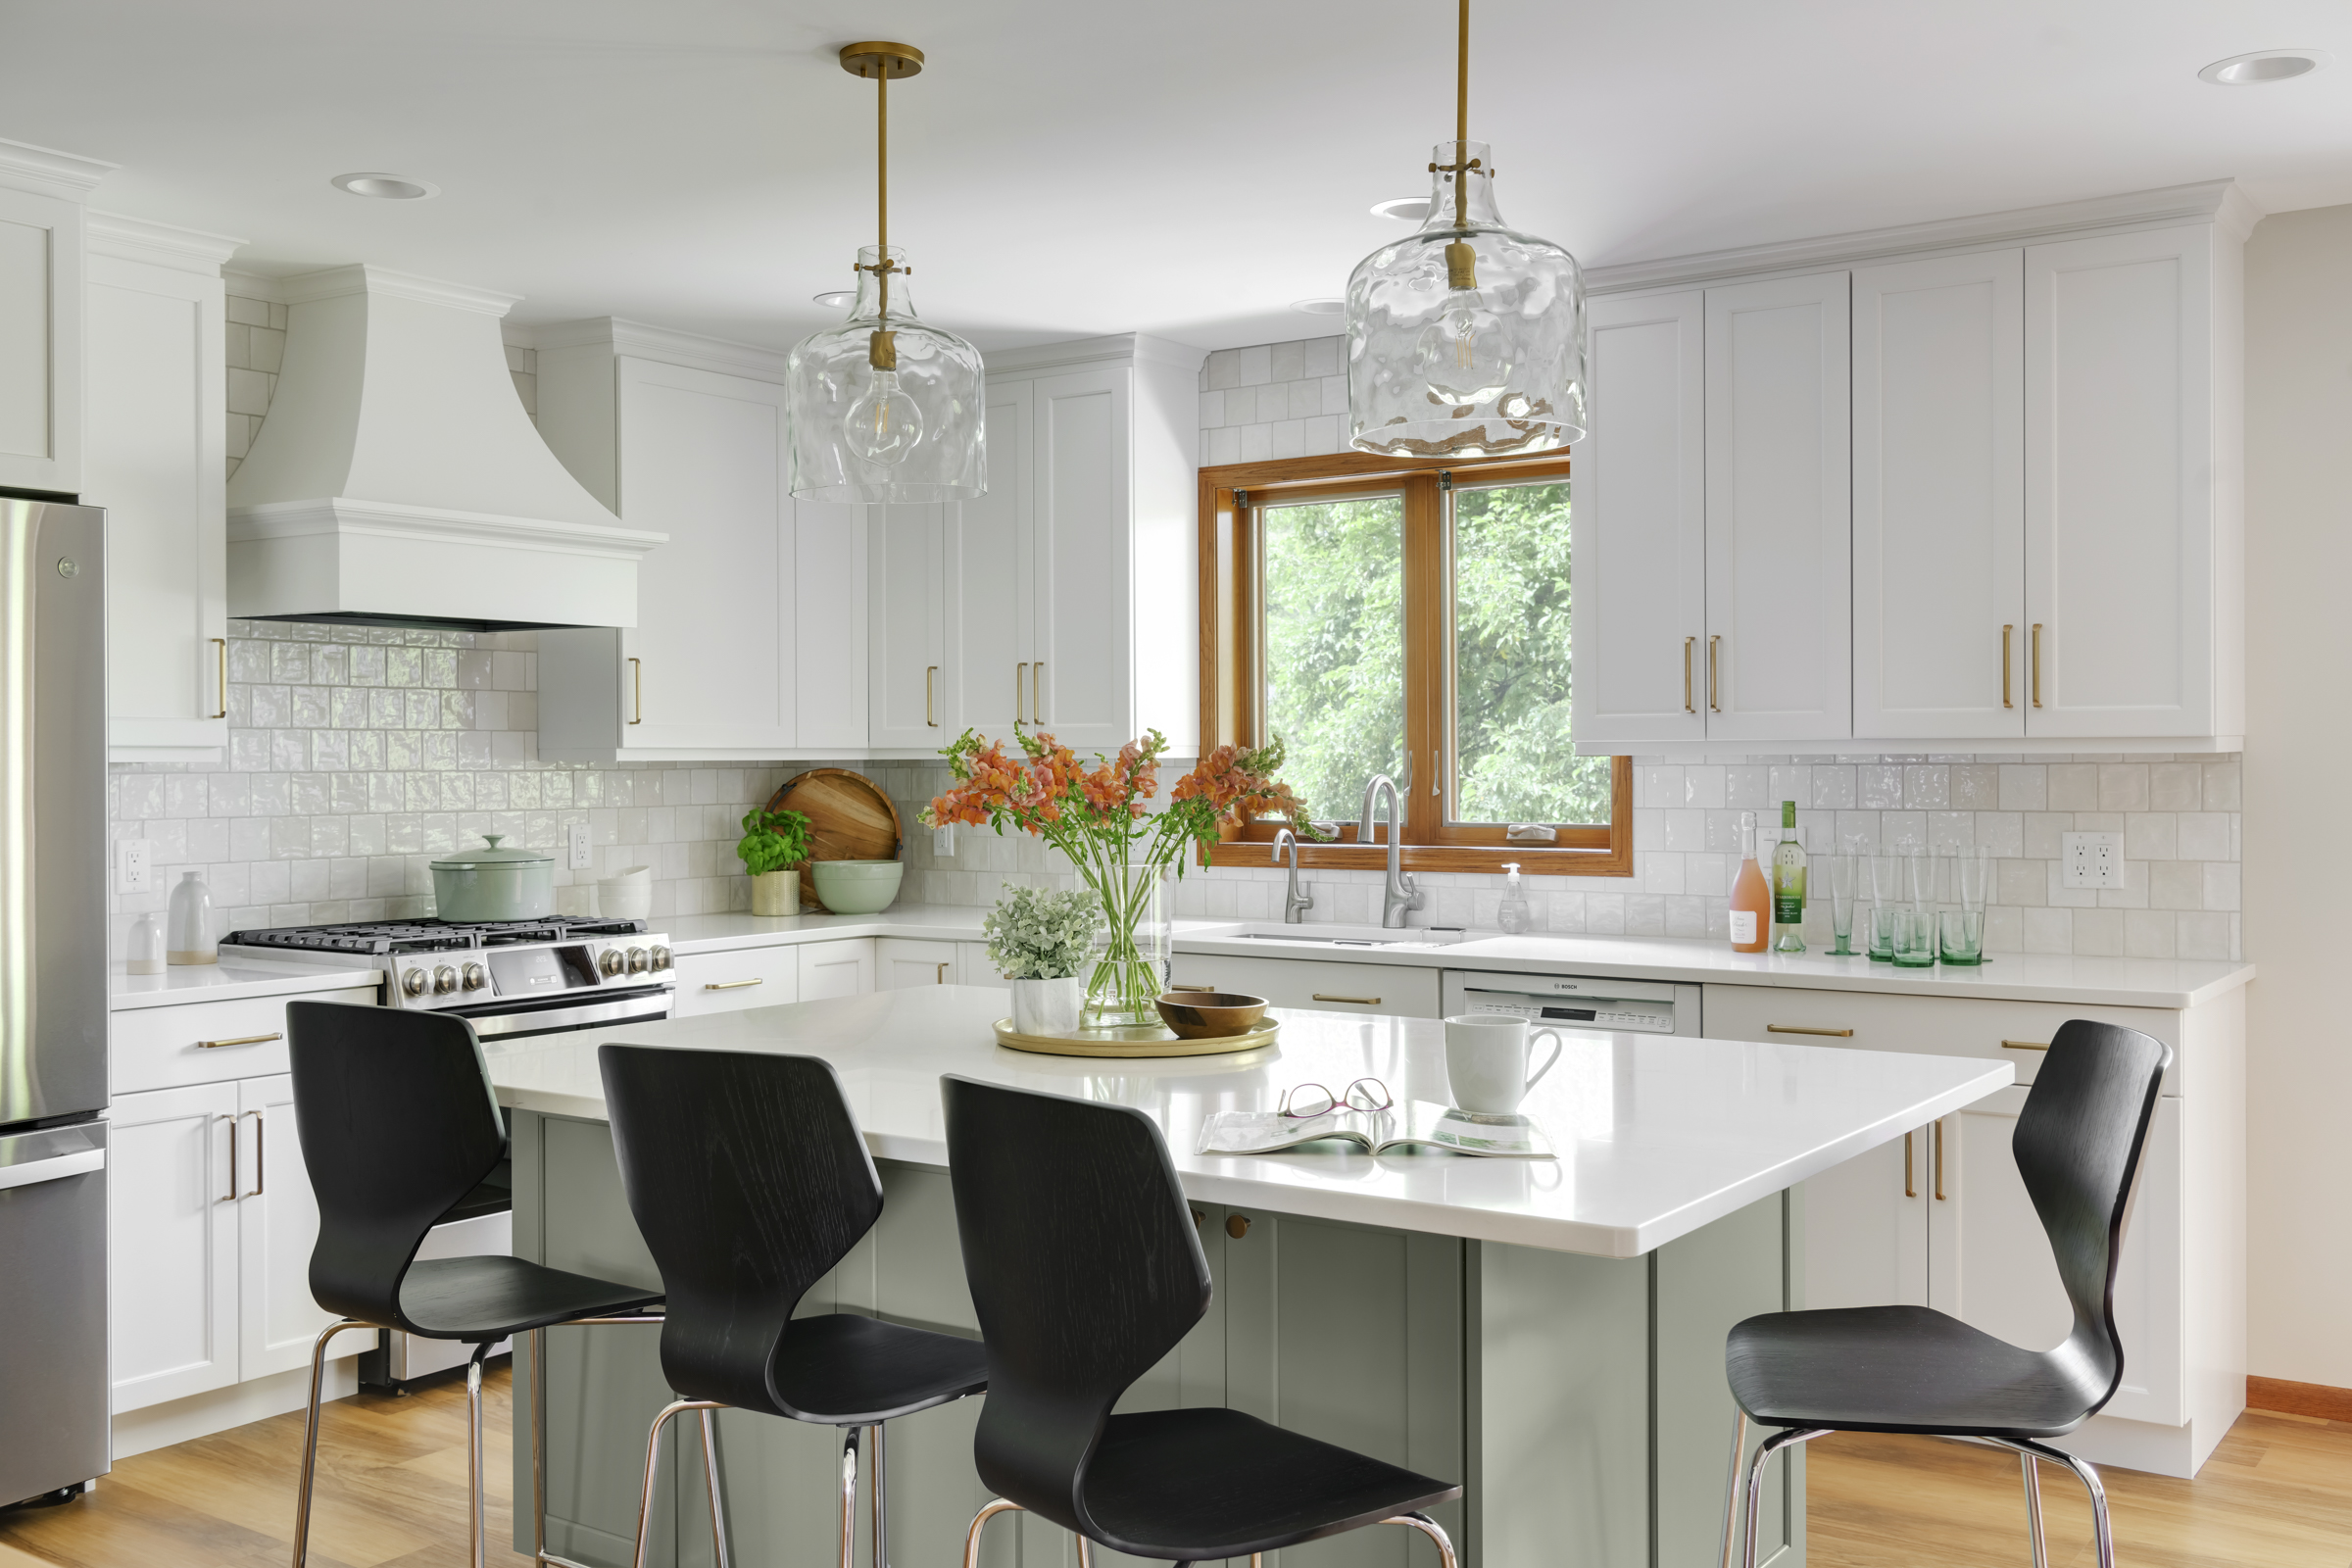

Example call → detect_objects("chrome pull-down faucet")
1273 827 1314 924
1358 775 1425 930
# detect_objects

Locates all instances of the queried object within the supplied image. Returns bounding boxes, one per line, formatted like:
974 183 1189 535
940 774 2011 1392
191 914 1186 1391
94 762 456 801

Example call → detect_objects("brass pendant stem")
877 65 890 322
1453 0 1469 232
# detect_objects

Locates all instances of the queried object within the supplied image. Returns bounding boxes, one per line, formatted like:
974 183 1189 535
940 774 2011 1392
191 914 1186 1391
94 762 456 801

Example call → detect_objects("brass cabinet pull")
1311 993 1382 1004
2001 1039 2049 1052
1766 1024 1853 1038
220 1114 237 1203
2030 624 2042 709
197 1031 280 1049
1226 1214 1250 1239
925 664 939 727
2001 624 2014 710
628 657 644 725
1169 983 1216 992
1016 662 1029 724
1683 636 1695 713
704 978 763 991
210 637 228 719
936 961 951 984
245 1110 265 1198
1903 1130 1917 1199
1708 635 1721 712
1190 1207 1205 1227
1935 1120 1946 1201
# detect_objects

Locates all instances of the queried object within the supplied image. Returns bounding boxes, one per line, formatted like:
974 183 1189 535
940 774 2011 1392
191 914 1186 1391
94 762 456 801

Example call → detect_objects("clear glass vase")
1084 862 1172 1027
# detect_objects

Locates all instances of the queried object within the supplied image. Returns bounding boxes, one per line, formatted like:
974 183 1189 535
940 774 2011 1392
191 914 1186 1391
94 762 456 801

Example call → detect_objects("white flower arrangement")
983 886 1103 981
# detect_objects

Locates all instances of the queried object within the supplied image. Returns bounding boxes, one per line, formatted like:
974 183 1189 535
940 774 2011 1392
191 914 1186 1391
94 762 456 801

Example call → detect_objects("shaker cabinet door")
0 185 81 495
1702 272 1852 743
110 1082 242 1412
869 503 950 749
951 379 1033 741
1852 250 2025 740
1029 366 1132 751
1572 289 1707 746
236 1072 339 1380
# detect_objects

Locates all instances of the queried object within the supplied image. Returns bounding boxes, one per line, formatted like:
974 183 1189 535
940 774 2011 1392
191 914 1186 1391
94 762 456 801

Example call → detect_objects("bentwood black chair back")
287 1001 509 1331
598 1044 884 1415
942 1074 1211 1534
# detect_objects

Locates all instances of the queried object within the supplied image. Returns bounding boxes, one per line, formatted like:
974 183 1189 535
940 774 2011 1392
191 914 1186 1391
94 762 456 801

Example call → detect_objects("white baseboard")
109 1356 361 1460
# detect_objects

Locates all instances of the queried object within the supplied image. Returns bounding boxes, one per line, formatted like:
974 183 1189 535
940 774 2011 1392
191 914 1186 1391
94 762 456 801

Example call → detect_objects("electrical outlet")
117 838 153 894
2062 831 2123 889
932 824 956 858
567 822 595 871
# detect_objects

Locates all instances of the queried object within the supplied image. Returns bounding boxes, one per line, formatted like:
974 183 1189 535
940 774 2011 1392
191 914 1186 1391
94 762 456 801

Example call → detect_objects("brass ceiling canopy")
839 41 923 80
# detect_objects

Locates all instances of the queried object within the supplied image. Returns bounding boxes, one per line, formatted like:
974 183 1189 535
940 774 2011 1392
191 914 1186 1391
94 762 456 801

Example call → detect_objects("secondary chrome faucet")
1357 774 1425 930
1273 827 1314 924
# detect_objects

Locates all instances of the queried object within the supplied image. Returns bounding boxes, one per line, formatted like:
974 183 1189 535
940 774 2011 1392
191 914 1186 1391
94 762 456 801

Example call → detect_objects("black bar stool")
1718 1018 2170 1568
598 1044 991 1568
940 1073 1462 1568
284 1002 665 1568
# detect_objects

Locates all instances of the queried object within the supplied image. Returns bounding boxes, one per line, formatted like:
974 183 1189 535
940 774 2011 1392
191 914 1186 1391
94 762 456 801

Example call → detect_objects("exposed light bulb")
844 369 924 466
1412 289 1513 406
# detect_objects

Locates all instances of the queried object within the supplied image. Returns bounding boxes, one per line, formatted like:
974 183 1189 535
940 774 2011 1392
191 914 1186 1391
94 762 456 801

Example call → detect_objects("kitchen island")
489 987 2010 1568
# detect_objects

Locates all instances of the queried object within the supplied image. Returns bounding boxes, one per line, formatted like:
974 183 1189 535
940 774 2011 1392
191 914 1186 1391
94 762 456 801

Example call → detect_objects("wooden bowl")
1155 992 1269 1040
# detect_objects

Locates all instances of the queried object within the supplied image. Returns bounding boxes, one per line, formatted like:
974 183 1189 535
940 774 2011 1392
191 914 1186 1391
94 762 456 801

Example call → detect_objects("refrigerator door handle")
0 1148 105 1194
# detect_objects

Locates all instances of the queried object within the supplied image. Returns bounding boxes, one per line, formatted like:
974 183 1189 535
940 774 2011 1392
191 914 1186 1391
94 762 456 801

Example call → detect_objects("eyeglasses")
1279 1077 1394 1118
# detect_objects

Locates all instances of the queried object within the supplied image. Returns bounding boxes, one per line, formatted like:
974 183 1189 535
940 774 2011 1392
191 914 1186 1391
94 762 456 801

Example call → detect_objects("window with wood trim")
1199 451 1632 876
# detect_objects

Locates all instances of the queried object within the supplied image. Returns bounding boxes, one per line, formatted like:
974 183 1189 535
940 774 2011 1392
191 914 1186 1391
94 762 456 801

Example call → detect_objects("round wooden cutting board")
767 768 903 909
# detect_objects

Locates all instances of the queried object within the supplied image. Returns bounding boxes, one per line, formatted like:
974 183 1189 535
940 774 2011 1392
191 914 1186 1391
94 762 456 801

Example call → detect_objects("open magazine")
1197 1101 1555 1159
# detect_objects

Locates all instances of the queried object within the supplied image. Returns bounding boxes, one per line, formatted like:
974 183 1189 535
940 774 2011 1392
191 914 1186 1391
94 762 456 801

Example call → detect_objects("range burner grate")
224 915 649 956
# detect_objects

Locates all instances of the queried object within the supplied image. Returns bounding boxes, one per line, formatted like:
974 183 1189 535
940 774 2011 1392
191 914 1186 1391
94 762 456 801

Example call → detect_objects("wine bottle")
1729 811 1770 953
1772 801 1808 953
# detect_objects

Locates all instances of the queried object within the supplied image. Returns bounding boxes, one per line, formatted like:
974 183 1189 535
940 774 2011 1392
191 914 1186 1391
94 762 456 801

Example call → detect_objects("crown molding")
1588 179 2260 295
87 212 245 272
228 497 664 555
222 269 288 305
986 331 1209 375
0 137 116 201
519 317 793 380
276 264 519 316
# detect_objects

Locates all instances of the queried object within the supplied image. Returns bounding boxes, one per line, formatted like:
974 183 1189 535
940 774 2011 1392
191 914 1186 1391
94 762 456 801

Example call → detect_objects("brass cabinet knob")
1226 1214 1250 1239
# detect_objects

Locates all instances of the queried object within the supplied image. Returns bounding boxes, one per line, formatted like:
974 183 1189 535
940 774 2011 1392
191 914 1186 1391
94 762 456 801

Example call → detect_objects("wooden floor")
3 1370 2348 1567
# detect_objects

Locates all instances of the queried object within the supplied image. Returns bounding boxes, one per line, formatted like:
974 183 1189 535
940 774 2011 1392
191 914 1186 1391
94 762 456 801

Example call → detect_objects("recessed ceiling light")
330 172 438 200
2198 48 2329 85
1291 298 1346 316
812 289 857 309
1370 197 1430 222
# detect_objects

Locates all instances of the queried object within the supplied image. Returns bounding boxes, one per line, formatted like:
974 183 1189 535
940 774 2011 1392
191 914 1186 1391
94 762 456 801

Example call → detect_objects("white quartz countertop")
111 959 384 1010
483 986 2011 1259
665 904 2252 1009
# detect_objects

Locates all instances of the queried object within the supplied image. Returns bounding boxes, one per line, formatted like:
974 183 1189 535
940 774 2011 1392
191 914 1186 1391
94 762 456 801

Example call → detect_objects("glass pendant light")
789 42 985 503
1346 0 1587 457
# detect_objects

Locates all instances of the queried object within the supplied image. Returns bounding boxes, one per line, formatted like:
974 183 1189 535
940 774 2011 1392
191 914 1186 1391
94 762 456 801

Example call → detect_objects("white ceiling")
7 0 2350 354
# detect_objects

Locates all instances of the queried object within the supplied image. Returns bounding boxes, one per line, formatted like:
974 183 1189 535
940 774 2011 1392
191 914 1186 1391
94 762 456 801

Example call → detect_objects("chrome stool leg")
1381 1510 1459 1568
960 1497 1027 1568
465 1342 493 1568
839 1426 861 1568
289 1318 366 1568
701 1406 733 1568
2000 1440 2113 1568
526 1312 665 1568
629 1397 727 1568
868 1422 888 1568
2020 1449 2047 1568
1740 1428 1834 1568
1719 1407 1750 1568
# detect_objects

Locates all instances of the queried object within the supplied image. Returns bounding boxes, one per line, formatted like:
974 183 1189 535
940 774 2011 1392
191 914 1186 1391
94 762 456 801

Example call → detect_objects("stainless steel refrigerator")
0 498 110 1507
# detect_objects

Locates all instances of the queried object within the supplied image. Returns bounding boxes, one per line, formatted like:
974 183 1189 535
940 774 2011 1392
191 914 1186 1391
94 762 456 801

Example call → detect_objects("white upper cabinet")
1572 289 1707 744
83 216 240 760
1703 271 1852 743
1027 364 1133 751
1852 249 2026 739
0 142 110 496
869 502 950 750
534 323 869 760
949 377 1033 740
2025 224 2233 740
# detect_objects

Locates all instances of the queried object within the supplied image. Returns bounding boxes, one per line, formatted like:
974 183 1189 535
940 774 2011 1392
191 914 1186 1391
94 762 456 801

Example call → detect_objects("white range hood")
226 265 664 630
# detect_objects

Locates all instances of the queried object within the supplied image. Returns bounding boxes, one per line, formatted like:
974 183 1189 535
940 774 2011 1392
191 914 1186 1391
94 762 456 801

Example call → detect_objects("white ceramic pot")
167 870 216 965
750 868 800 916
1010 975 1084 1037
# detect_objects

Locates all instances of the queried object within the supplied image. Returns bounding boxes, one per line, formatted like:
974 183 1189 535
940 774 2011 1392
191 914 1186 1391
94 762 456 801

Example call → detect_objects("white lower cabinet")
1702 981 2242 1476
956 942 1006 992
109 989 372 1416
799 939 877 1001
877 938 959 990
671 946 801 1016
1165 953 1443 1020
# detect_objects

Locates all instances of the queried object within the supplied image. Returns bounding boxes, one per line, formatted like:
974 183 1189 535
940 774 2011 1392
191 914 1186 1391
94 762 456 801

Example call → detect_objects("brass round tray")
993 1016 1281 1059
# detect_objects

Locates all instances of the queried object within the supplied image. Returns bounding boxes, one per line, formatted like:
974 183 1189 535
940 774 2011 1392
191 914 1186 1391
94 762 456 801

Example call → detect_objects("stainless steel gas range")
220 916 675 1039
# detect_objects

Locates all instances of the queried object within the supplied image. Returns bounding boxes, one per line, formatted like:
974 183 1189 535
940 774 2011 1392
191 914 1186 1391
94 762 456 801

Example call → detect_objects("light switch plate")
2062 831 2122 889
117 838 152 894
566 822 595 871
932 824 956 858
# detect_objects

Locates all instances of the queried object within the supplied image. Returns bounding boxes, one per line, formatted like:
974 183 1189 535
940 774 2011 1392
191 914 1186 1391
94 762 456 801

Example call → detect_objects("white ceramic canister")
127 911 166 974
167 871 217 965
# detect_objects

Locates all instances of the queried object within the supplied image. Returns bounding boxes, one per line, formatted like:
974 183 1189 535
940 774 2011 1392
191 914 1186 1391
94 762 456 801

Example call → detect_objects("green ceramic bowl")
810 858 904 915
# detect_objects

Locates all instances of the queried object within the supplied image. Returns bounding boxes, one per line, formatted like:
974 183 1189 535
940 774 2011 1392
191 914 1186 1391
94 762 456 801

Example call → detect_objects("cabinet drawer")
111 989 375 1095
1700 984 2183 1094
1166 954 1443 1020
672 947 802 1016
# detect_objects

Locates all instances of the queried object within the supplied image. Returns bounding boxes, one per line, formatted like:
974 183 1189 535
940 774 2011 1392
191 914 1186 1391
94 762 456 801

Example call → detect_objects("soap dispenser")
1497 861 1532 934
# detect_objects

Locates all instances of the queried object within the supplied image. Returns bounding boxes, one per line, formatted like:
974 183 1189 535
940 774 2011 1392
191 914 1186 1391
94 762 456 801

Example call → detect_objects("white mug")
1443 1014 1563 1116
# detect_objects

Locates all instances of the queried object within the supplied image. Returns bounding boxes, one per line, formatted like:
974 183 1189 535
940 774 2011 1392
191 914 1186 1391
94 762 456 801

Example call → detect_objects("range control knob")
598 948 625 978
432 964 459 996
462 962 488 992
626 946 650 974
401 967 430 998
649 945 672 972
